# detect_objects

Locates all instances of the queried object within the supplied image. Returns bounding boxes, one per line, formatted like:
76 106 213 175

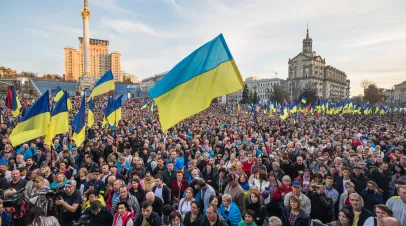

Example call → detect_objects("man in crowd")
56 180 82 226
111 185 140 216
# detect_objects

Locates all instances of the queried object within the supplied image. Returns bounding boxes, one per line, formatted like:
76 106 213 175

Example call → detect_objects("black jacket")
135 211 161 226
351 174 369 194
281 209 311 226
306 191 334 223
198 215 227 226
82 206 114 226
163 169 177 187
183 211 203 226
342 205 373 226
247 202 267 226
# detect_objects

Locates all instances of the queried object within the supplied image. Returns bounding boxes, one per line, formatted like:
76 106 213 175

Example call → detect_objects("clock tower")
302 24 313 56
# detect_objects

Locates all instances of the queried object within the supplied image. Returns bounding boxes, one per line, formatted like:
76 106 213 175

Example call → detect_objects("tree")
364 84 384 104
240 83 250 104
122 76 132 83
360 80 375 90
20 71 38 78
253 90 259 104
269 85 289 103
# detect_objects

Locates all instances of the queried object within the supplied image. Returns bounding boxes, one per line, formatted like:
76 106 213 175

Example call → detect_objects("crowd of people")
0 92 405 226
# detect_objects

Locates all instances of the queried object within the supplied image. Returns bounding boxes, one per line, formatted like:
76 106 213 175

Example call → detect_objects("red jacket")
113 210 134 226
105 189 115 210
170 179 188 201
242 160 255 176
272 184 293 201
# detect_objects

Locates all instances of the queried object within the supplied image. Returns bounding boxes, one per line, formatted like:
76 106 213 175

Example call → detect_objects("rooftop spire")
306 23 309 39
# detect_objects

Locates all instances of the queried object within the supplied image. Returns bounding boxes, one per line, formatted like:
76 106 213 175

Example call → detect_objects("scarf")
240 182 250 191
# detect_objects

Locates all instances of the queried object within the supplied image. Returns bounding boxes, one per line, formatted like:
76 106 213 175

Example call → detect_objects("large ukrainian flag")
103 95 122 126
45 92 69 145
9 91 50 146
87 70 115 101
53 86 64 102
87 98 95 128
73 94 86 146
148 34 244 131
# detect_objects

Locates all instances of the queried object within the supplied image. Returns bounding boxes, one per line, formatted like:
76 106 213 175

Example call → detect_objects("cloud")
101 19 160 36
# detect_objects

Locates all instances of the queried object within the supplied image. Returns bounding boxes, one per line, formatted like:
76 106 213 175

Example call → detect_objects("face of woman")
289 200 299 210
222 199 230 208
212 198 218 206
186 189 192 198
375 208 389 220
346 186 355 194
338 212 349 225
118 204 126 216
251 194 258 203
89 194 97 202
244 214 254 224
240 176 246 183
283 179 291 187
132 181 138 189
57 174 64 182
171 216 181 226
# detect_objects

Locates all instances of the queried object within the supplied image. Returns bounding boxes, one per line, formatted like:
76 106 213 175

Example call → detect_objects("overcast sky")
1 0 405 96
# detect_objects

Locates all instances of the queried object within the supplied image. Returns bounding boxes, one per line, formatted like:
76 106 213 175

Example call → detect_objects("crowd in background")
0 93 404 226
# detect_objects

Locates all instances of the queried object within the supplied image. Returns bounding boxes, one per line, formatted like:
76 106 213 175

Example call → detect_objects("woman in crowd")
129 178 145 205
273 175 293 202
239 173 251 199
50 172 68 189
183 200 203 226
238 209 257 226
169 211 184 226
178 187 194 218
81 190 106 211
246 190 267 226
253 170 272 206
295 169 311 193
281 195 310 226
219 194 242 226
339 182 356 210
362 204 393 226
112 201 135 226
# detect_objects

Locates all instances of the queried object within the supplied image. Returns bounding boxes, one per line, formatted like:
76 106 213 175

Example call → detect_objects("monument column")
82 0 91 76
78 0 95 93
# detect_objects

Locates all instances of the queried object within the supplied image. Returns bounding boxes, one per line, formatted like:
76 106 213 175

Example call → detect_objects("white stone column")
81 0 91 76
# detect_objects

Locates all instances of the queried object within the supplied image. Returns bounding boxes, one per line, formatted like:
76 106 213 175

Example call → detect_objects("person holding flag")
72 94 86 146
6 86 22 117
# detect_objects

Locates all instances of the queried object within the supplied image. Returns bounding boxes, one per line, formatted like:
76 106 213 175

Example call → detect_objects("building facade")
121 71 141 83
140 71 167 96
64 37 121 81
226 77 285 103
393 81 406 106
287 27 350 100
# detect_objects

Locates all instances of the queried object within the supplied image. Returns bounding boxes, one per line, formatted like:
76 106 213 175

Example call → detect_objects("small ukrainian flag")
301 97 307 104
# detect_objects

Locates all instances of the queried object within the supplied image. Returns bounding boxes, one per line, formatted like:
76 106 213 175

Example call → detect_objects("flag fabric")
66 91 72 110
72 94 86 146
6 86 22 117
280 104 289 120
53 86 64 102
150 101 155 112
87 70 115 101
301 97 307 104
140 100 148 110
103 95 122 126
148 34 244 131
9 91 51 146
45 92 69 145
87 98 95 128
237 103 240 112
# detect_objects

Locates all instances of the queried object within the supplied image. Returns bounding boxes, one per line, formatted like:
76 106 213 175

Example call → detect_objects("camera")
0 188 26 208
45 187 67 200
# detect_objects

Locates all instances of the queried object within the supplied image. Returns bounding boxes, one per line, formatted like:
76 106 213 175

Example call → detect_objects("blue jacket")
1 211 12 226
218 202 242 226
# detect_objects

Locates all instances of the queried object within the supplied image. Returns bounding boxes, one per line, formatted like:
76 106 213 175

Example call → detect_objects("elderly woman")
218 194 242 226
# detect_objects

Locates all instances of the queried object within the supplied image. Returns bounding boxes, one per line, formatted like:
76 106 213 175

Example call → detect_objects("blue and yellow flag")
103 95 122 126
45 92 69 145
0 108 3 124
148 34 244 131
65 91 72 110
73 94 86 146
9 91 51 146
6 86 22 117
301 96 307 104
280 104 289 120
140 100 148 110
53 86 64 102
237 103 240 112
87 98 95 128
87 70 115 101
